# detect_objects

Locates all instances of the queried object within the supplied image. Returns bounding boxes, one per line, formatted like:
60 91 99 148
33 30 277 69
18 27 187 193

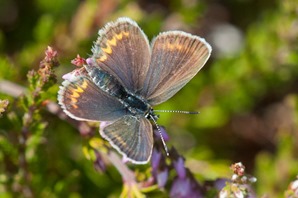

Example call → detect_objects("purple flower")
94 151 106 172
157 168 168 188
78 122 93 136
214 178 228 191
170 155 203 197
151 148 162 173
173 157 186 179
151 148 169 188
170 177 203 198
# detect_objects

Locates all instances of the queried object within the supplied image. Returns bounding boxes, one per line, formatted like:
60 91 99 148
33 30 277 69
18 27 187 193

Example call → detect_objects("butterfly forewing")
58 68 128 121
141 31 212 105
100 115 153 164
89 18 151 94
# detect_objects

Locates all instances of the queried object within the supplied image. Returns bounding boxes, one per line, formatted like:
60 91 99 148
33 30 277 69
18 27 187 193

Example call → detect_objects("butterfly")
58 17 211 164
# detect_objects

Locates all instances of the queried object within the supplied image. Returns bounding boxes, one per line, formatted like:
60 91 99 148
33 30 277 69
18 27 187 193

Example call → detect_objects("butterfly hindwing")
100 115 153 164
58 68 128 122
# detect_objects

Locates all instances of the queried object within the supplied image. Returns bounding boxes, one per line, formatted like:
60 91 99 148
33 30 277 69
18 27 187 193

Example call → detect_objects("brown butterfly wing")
141 31 212 105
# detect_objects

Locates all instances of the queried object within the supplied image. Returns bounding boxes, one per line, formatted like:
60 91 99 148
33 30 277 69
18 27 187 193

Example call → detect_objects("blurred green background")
0 0 298 197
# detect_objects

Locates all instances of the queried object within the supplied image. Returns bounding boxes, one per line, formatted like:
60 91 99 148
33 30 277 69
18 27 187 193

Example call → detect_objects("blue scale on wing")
89 67 127 98
88 66 151 116
100 115 153 163
58 68 128 122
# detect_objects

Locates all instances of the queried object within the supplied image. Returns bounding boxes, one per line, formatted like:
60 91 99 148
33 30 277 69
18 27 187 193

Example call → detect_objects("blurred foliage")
0 0 298 197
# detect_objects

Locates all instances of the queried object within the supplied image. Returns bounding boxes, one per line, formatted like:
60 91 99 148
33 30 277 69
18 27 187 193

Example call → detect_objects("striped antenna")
149 114 169 156
153 110 199 114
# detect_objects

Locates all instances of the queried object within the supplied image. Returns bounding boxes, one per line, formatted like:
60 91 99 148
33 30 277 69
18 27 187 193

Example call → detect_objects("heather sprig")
0 99 9 116
219 162 257 198
285 176 298 198
0 46 59 197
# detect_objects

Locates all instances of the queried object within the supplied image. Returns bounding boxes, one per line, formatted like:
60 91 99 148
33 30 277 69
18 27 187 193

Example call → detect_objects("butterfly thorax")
122 93 151 116
88 67 151 116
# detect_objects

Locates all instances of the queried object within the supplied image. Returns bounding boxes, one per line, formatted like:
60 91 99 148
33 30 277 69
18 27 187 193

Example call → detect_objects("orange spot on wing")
114 135 126 146
70 97 78 104
115 33 123 40
98 31 130 60
71 91 80 98
71 81 87 98
115 31 129 40
167 42 183 51
75 86 84 93
81 80 88 89
98 54 107 62
123 31 129 36
102 45 112 54
108 37 117 46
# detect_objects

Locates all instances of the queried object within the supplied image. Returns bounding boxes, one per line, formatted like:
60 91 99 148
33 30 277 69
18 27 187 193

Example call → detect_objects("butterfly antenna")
153 110 199 114
149 114 169 156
